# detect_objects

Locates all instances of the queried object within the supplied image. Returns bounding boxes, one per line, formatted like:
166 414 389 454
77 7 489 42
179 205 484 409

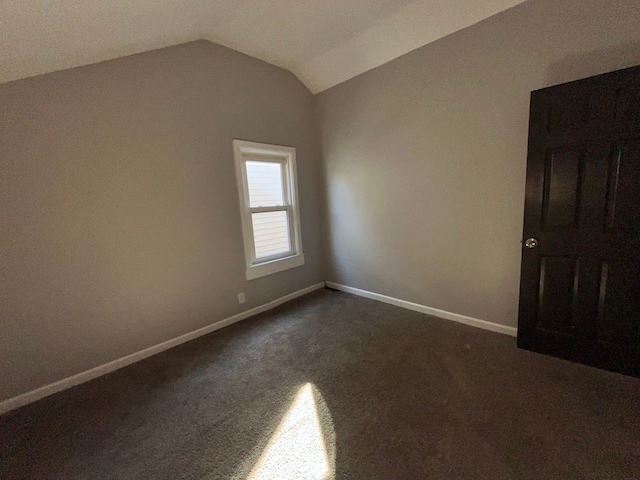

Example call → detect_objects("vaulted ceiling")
0 0 527 93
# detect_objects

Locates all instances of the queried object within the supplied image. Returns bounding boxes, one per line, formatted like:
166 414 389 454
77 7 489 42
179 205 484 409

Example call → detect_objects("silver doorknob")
524 238 539 249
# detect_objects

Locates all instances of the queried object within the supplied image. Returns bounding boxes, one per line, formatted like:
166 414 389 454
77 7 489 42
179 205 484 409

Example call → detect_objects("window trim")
233 139 304 280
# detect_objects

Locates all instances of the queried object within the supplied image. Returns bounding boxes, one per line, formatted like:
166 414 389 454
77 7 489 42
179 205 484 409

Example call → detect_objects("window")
233 140 304 280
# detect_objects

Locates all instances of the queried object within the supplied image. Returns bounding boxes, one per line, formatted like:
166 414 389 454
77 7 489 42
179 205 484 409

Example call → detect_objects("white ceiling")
0 0 527 93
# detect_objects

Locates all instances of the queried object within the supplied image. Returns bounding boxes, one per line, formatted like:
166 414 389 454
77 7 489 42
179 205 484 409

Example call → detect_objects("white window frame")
233 139 304 280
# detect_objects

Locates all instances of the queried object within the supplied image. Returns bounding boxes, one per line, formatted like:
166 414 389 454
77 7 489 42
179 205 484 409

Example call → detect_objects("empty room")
1 0 640 478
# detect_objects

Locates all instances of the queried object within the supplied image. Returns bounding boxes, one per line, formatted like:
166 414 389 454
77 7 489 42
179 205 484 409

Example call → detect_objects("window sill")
246 254 305 280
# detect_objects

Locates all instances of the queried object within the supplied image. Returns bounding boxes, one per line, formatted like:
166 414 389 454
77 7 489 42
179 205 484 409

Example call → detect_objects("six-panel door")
518 65 640 377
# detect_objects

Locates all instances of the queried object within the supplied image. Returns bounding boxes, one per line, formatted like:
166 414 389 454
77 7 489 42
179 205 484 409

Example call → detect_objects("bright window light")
233 140 305 280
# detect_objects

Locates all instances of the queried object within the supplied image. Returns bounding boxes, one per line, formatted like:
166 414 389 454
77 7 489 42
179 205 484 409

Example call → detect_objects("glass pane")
246 161 285 207
252 211 291 259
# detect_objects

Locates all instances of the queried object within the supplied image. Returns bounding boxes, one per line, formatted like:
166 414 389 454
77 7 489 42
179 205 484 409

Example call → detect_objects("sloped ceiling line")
0 0 527 93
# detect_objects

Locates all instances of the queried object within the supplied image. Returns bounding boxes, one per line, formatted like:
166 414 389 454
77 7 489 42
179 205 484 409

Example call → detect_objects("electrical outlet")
238 292 246 304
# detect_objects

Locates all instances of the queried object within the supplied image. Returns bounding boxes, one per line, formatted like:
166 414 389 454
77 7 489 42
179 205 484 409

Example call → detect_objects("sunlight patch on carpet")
247 383 331 480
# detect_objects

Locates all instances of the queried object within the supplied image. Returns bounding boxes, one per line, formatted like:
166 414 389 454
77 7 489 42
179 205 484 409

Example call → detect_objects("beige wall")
316 0 640 328
0 41 324 401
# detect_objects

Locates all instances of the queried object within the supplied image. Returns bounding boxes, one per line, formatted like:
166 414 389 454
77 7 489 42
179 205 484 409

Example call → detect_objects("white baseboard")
325 282 518 337
0 282 325 415
0 281 516 415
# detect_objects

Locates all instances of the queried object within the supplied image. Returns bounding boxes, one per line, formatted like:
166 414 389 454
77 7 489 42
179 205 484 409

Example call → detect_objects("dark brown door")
518 65 640 377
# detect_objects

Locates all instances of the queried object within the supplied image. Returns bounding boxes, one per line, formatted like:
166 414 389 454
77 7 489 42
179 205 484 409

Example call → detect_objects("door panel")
606 139 640 231
615 85 640 121
518 65 640 377
537 256 579 334
546 93 588 132
596 262 640 347
542 148 583 230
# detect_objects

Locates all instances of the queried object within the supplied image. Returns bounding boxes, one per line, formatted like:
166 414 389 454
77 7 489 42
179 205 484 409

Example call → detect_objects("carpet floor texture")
1 288 639 479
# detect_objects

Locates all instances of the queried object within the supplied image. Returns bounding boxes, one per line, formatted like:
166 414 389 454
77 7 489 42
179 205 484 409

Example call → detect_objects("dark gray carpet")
1 289 639 479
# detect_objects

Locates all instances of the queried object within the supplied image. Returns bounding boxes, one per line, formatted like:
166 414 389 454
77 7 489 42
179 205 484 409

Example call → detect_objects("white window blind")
246 161 284 207
251 210 290 258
